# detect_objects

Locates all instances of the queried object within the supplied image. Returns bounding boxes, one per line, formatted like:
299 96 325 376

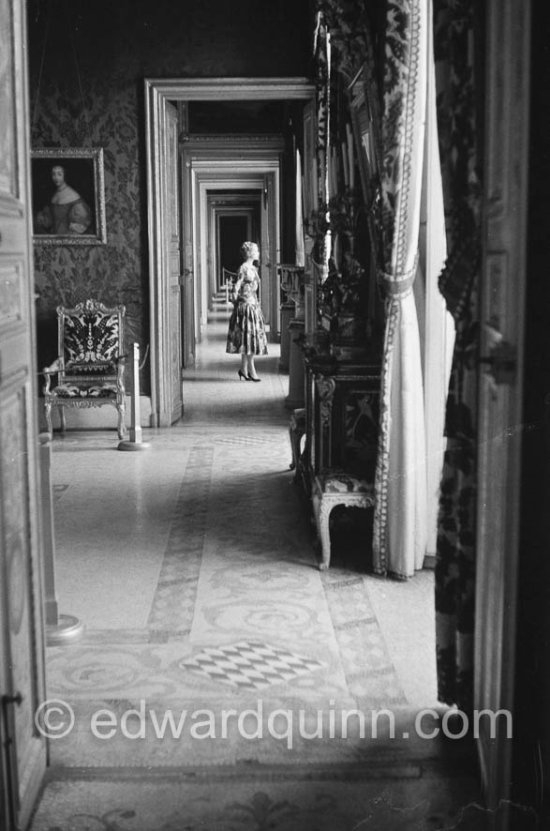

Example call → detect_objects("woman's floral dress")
226 263 268 355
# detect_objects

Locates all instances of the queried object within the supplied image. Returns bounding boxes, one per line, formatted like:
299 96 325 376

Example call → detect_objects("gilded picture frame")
31 147 106 245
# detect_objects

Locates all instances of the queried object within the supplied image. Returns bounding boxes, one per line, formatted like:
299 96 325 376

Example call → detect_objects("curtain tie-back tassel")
378 253 419 299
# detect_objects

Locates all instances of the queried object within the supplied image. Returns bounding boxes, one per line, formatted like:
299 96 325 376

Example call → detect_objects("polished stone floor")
30 307 481 829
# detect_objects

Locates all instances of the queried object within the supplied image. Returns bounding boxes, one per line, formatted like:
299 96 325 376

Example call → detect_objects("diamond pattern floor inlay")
179 641 325 690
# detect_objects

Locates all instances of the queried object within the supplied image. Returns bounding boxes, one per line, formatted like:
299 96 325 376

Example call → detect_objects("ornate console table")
291 352 381 568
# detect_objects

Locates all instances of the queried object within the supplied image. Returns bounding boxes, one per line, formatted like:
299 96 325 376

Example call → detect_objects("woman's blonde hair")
240 241 258 259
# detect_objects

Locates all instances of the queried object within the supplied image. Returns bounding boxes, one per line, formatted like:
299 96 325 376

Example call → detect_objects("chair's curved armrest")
42 358 62 395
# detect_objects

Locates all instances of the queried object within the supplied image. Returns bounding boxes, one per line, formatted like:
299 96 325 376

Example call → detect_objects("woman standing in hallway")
226 241 268 381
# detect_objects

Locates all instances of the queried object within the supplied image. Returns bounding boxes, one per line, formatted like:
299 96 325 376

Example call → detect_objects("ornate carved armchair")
43 299 127 439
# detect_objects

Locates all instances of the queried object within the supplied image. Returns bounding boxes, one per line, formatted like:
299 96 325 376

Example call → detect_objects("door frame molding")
1 0 48 824
144 78 314 426
474 0 531 819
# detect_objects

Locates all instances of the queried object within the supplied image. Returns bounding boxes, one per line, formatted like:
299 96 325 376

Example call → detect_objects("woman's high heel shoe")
247 374 261 382
238 370 250 381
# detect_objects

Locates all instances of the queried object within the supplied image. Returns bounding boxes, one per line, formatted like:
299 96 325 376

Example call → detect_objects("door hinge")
479 340 517 385
1 692 23 708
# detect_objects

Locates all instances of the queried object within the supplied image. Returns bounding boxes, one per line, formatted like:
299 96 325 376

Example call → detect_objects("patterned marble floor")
32 307 480 827
31 772 495 831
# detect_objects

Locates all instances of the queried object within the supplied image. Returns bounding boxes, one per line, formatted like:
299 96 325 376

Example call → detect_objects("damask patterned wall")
28 0 311 387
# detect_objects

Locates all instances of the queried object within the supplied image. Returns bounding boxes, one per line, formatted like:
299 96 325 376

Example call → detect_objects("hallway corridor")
30 308 479 829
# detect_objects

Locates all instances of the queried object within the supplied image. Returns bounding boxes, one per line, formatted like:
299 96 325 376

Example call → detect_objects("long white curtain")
373 0 429 579
419 12 455 557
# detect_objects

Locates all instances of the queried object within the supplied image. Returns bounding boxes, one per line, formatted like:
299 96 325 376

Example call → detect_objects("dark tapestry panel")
433 0 483 713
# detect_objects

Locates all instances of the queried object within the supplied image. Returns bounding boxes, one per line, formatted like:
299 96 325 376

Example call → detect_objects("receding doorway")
144 78 315 427
208 192 260 303
218 214 249 287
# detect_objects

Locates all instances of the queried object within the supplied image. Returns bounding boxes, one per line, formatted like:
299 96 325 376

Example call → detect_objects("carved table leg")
312 488 333 571
317 499 333 570
44 401 53 436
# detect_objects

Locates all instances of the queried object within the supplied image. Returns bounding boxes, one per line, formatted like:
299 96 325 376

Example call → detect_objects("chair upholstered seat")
65 362 115 374
43 299 127 439
52 383 118 398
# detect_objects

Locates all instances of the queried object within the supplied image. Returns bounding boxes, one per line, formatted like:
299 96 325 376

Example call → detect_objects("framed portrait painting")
31 147 106 245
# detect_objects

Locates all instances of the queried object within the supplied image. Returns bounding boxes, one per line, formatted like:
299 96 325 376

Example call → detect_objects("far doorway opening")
219 216 249 283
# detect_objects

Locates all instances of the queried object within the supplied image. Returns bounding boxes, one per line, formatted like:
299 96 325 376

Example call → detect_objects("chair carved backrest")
58 299 125 382
43 299 127 440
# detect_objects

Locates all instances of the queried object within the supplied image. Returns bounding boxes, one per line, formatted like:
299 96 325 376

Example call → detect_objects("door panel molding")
474 0 531 819
0 1 47 825
165 101 183 424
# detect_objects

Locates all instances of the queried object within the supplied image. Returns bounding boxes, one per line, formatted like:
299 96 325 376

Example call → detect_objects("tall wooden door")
259 172 279 338
474 1 531 820
0 0 47 827
180 141 195 369
165 102 184 422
